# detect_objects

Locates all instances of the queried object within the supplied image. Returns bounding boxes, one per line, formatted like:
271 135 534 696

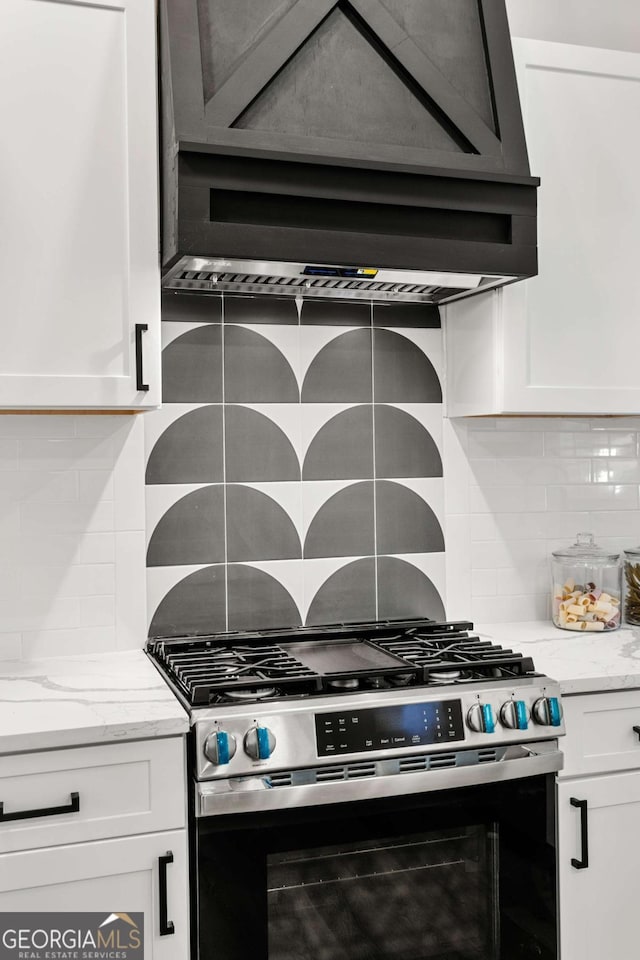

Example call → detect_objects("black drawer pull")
570 797 589 869
159 851 175 936
135 323 149 392
633 725 640 741
0 791 80 823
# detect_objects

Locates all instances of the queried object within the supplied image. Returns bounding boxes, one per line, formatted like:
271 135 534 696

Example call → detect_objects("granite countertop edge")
0 649 189 755
476 620 640 696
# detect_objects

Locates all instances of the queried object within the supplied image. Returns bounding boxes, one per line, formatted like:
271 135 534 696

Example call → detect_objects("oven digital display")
315 700 465 756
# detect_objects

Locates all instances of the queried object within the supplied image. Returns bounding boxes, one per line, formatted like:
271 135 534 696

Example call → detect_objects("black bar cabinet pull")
633 725 640 741
158 851 175 936
570 797 589 869
135 323 149 392
0 791 80 823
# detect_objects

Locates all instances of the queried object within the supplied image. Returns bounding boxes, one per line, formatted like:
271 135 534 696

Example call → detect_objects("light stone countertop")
477 621 640 695
0 649 189 755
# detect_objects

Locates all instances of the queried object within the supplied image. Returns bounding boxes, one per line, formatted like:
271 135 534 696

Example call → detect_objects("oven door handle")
195 740 563 817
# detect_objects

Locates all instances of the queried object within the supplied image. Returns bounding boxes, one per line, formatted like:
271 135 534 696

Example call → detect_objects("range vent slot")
346 763 376 779
316 767 346 782
478 749 498 763
399 757 428 773
268 772 293 787
429 754 457 769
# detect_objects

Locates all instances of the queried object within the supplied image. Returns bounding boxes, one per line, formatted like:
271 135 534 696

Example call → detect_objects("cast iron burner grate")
147 620 536 707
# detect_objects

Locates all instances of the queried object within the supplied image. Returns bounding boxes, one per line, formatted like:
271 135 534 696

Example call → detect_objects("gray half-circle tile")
162 324 222 403
224 325 299 403
301 329 372 402
375 480 445 555
225 406 301 481
301 299 371 327
148 565 226 638
374 406 443 478
146 406 224 484
224 296 298 325
306 558 376 625
162 292 222 323
227 564 302 630
373 329 442 402
304 481 374 559
147 486 225 567
302 405 373 480
377 557 445 621
226 485 302 562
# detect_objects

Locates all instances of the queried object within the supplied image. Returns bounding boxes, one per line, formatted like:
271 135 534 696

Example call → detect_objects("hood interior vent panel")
163 259 510 305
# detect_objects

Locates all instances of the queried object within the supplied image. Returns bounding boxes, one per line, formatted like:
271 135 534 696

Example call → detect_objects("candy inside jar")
551 533 621 632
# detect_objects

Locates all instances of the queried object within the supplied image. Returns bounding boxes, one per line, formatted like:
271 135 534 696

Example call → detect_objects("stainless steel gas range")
148 619 564 960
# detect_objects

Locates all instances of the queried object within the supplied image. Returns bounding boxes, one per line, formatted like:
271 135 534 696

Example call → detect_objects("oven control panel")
315 700 465 756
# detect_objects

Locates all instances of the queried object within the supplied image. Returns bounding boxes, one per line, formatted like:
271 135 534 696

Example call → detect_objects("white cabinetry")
0 738 189 957
0 832 188 960
444 40 640 416
0 0 161 409
557 691 640 959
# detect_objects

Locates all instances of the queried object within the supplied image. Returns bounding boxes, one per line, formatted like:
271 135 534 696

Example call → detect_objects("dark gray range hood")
160 0 538 304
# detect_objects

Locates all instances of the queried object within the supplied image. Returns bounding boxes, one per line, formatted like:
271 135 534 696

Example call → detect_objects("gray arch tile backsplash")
145 294 446 637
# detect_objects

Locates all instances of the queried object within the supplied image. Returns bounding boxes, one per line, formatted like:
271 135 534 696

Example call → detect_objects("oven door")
194 773 557 960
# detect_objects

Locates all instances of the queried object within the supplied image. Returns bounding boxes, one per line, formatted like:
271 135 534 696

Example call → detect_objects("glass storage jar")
623 547 640 625
551 533 621 631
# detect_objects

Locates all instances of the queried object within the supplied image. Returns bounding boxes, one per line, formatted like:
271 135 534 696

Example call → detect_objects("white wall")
445 416 640 625
0 415 146 660
507 0 640 53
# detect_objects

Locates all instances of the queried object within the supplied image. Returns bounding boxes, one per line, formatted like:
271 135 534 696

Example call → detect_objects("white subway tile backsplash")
544 431 637 458
80 596 115 627
0 415 76 438
0 633 23 660
546 483 639 512
0 439 18 469
469 485 547 514
471 569 497 597
20 500 115 535
19 437 115 471
472 594 549 624
468 431 544 459
590 459 640 484
0 415 144 659
447 417 640 625
0 471 78 502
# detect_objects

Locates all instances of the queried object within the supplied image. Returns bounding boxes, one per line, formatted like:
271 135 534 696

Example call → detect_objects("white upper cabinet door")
0 0 161 409
444 40 640 416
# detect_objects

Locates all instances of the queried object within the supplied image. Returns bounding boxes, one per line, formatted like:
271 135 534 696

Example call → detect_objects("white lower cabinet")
557 772 640 960
0 830 189 959
557 689 640 959
0 737 190 959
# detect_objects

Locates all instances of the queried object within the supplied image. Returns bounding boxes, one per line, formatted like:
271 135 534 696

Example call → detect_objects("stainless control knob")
204 730 237 765
500 700 530 730
467 703 496 734
244 725 276 760
532 696 563 727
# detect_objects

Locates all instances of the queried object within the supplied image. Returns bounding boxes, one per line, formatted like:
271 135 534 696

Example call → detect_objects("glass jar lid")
552 532 620 563
624 546 640 559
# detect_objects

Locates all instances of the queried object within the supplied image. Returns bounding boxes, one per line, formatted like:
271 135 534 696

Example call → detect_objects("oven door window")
268 825 498 960
195 776 556 960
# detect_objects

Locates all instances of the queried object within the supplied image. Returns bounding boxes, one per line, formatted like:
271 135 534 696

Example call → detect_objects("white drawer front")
560 691 640 778
0 738 185 853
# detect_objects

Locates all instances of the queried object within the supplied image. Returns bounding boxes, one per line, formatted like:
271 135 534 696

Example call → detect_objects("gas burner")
224 687 279 702
429 670 463 684
328 678 360 690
